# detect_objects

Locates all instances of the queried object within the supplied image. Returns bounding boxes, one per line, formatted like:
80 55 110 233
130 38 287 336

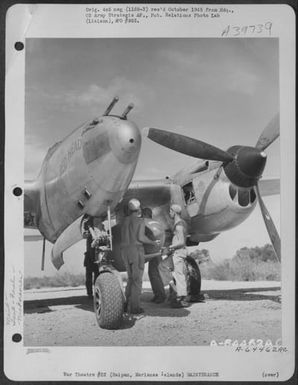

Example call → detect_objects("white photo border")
4 3 296 382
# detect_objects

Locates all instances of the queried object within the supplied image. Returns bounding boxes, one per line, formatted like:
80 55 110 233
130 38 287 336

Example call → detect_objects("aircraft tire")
94 272 124 329
185 256 202 301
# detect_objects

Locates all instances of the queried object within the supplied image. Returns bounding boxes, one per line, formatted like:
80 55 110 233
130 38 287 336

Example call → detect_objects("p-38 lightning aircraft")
24 97 280 329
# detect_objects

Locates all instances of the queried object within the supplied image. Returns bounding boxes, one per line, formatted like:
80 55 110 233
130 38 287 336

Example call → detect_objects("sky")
25 38 280 277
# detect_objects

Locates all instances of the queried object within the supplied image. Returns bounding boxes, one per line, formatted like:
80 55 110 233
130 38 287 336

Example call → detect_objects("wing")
116 179 172 214
258 178 280 196
24 232 43 241
24 180 40 229
25 178 84 269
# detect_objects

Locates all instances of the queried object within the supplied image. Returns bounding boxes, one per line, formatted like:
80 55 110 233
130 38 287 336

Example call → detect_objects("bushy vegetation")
189 248 210 263
199 244 280 281
24 244 280 289
24 272 85 290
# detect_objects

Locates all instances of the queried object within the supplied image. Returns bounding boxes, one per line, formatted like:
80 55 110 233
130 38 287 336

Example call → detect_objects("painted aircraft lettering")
59 138 82 175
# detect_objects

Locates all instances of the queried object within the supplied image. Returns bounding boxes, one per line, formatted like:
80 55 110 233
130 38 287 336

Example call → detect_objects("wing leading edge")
258 178 280 196
119 179 172 207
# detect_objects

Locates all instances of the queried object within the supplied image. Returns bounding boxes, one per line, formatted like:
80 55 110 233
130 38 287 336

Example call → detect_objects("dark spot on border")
15 42 24 51
12 333 22 343
13 187 23 196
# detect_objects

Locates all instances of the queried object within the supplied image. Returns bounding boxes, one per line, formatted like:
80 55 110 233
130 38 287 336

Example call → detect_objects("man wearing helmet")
121 198 159 314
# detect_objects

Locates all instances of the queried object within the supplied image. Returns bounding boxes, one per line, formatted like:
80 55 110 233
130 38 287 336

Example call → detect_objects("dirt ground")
24 280 281 346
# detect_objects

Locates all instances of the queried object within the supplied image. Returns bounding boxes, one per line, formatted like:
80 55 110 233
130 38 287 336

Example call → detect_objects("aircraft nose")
109 120 142 164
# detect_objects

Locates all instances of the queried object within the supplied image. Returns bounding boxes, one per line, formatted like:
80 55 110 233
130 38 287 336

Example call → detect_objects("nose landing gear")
94 263 124 329
93 205 125 329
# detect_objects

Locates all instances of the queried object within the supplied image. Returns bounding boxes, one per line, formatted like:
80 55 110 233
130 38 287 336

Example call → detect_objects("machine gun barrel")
103 96 119 116
121 103 134 119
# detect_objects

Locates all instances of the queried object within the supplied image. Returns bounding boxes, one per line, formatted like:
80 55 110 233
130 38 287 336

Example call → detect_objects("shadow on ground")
24 285 281 315
202 286 281 303
24 296 92 314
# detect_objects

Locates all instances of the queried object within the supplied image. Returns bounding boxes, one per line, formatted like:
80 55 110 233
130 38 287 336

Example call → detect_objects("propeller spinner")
224 145 267 188
145 114 280 261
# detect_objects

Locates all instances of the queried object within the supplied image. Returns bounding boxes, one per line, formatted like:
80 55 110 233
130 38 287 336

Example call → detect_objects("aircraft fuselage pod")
27 115 141 243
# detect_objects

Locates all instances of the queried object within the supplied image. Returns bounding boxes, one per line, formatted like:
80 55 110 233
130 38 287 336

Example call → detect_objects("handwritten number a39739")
221 22 272 37
221 25 230 37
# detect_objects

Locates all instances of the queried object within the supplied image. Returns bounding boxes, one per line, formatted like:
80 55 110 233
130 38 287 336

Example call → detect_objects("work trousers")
172 248 187 297
85 264 99 297
148 256 166 300
122 245 145 313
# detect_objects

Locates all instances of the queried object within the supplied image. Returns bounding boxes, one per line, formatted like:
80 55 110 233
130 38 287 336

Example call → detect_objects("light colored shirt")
171 218 187 250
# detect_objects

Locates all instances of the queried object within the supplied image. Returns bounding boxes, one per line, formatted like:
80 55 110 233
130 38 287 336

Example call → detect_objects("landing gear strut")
93 205 125 329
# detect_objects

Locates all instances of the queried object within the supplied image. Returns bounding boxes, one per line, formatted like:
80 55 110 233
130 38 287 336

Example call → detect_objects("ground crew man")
167 204 189 308
121 199 160 314
142 207 166 304
83 216 99 299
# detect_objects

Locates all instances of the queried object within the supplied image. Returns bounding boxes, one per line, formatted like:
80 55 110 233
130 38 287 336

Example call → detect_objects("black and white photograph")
4 3 295 382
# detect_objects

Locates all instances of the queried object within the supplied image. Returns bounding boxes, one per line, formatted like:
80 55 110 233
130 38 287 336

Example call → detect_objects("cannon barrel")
121 103 134 119
103 96 119 116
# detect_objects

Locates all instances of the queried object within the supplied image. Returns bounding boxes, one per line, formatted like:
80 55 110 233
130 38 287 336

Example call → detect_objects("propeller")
255 113 280 151
255 114 281 262
145 127 233 162
145 114 281 261
255 184 281 262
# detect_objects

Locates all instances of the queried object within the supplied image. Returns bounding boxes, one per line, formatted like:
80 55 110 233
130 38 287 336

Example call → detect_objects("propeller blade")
256 184 281 262
145 128 233 162
255 113 280 150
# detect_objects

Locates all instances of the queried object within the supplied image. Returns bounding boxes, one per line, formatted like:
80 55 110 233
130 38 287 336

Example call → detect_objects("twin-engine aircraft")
24 98 280 329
